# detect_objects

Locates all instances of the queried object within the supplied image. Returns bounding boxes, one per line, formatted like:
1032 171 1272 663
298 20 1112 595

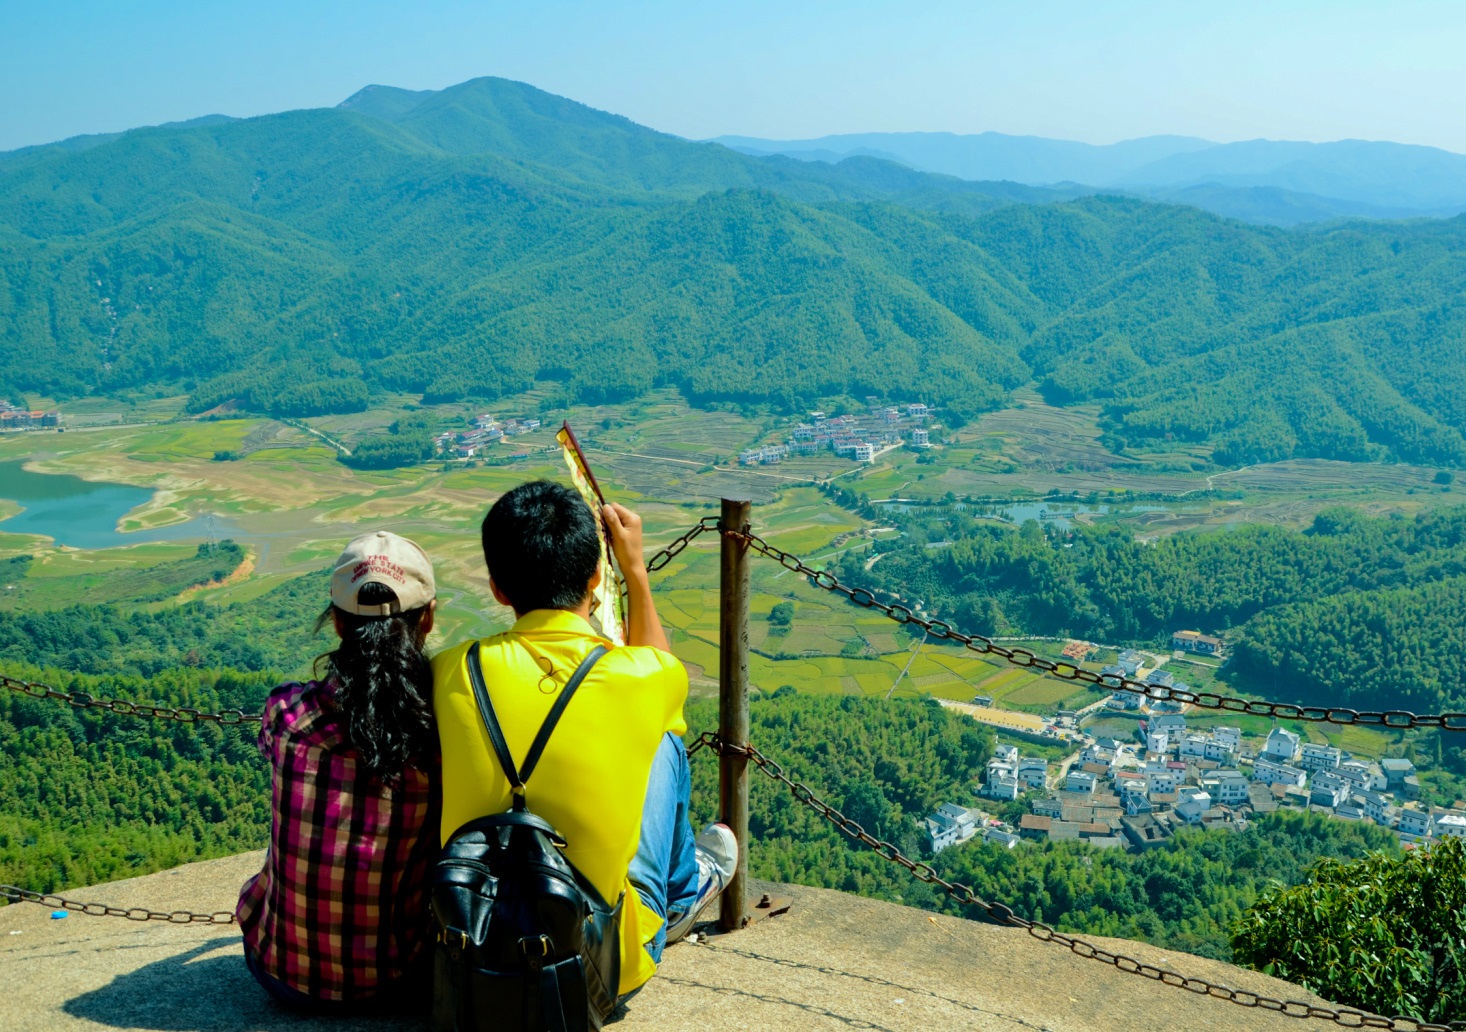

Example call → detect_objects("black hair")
314 580 435 781
481 479 600 613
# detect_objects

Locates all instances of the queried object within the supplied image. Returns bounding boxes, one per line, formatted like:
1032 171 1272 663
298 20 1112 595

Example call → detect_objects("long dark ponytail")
315 580 435 781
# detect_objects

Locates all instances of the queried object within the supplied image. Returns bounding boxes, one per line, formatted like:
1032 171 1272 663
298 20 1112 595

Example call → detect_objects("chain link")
690 731 1462 1032
0 883 236 924
645 516 721 573
1 673 263 727
722 525 1466 732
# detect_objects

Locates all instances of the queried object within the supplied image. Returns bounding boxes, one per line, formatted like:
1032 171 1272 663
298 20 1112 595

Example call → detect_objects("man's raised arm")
603 502 672 653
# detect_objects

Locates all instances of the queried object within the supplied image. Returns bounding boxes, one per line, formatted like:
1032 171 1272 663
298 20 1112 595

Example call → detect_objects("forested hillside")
0 632 1392 966
840 505 1466 714
5 76 1466 463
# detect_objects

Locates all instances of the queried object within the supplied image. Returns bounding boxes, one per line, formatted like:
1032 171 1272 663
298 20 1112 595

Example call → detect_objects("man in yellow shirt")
432 480 736 1001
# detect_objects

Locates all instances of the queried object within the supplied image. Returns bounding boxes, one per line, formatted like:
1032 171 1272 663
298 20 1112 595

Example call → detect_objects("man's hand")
602 503 646 582
602 502 669 652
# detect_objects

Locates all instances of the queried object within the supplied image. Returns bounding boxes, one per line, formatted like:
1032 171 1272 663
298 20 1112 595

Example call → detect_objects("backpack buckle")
438 928 469 950
519 934 552 959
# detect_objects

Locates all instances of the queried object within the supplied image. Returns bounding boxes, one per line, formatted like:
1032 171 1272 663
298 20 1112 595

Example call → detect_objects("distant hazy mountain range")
5 76 1466 469
714 132 1466 225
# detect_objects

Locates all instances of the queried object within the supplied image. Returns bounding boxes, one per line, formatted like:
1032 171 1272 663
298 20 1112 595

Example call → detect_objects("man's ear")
420 598 437 638
587 566 603 594
331 608 347 639
489 577 515 611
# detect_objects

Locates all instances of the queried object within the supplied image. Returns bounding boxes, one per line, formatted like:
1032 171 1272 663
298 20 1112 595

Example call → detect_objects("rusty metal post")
718 497 752 931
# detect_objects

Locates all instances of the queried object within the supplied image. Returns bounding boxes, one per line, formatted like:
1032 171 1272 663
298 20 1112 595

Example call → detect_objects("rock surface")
1 851 1335 1032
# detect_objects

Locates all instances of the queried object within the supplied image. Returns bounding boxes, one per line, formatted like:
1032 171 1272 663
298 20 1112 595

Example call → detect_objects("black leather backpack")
430 643 622 1032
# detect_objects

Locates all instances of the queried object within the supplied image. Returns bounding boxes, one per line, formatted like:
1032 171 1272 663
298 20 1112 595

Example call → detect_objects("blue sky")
2 0 1464 152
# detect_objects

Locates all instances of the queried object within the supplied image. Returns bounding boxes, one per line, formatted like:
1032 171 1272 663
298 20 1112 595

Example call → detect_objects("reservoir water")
0 460 230 549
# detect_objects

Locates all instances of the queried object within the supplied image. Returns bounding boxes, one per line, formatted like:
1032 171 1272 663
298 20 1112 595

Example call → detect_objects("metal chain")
722 525 1466 732
689 731 1460 1032
0 883 236 924
1 673 263 726
645 516 721 573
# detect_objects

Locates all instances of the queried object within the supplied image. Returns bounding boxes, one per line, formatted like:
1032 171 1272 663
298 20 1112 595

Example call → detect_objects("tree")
768 601 794 628
1231 838 1466 1023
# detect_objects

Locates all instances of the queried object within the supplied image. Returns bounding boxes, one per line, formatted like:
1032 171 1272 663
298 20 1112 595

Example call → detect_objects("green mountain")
4 75 1466 464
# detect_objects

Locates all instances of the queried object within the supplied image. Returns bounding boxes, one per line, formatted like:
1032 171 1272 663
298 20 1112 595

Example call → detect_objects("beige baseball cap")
330 531 436 616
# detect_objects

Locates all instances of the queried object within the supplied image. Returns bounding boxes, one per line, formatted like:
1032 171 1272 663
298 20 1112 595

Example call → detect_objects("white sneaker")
665 822 738 944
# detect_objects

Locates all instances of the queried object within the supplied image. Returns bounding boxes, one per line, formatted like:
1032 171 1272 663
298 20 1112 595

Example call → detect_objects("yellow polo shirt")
431 609 688 996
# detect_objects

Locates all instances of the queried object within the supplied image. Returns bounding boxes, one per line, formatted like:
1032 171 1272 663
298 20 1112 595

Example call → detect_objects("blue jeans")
626 732 701 964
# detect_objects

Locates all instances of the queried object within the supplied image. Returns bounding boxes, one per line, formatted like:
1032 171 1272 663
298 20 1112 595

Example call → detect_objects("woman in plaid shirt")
237 531 442 1010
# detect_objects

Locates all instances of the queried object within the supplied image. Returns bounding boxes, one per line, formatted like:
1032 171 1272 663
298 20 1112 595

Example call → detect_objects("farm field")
2 384 1463 723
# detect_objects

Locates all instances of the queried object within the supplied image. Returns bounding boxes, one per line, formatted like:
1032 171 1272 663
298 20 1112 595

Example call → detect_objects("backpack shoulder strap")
465 641 609 810
466 641 524 801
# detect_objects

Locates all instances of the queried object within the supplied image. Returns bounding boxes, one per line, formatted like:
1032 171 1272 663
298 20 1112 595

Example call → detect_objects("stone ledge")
0 851 1333 1031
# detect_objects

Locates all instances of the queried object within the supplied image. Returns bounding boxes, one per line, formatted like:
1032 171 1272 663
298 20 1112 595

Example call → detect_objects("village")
738 401 935 466
0 401 61 432
435 413 543 459
925 630 1460 857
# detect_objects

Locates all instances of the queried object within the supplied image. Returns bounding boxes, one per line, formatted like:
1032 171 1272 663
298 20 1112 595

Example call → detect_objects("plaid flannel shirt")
237 680 441 1000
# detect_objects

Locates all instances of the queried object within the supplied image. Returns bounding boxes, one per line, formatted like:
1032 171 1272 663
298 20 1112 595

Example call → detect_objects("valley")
2 386 1453 767
5 70 1466 1018
6 387 1450 967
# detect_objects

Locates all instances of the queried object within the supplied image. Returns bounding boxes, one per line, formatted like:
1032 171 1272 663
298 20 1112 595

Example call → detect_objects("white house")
984 828 1020 849
1298 742 1342 773
1146 769 1180 794
1177 733 1207 759
982 774 1022 801
1262 728 1301 763
1031 796 1064 818
1310 772 1351 808
1146 730 1170 755
1252 757 1308 788
1017 758 1049 790
994 744 1019 764
1436 815 1466 840
1205 771 1250 806
1123 792 1155 816
1203 736 1238 762
1337 761 1386 792
1357 790 1392 825
1211 726 1242 752
1150 713 1186 734
1176 732 1235 763
1175 795 1211 825
1397 807 1432 839
1176 786 1212 809
1380 758 1417 789
1066 770 1097 794
926 803 980 853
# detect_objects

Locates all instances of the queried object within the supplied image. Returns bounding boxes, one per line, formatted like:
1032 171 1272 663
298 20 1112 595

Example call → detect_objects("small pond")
0 460 239 549
1001 501 1110 528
